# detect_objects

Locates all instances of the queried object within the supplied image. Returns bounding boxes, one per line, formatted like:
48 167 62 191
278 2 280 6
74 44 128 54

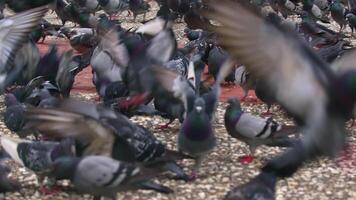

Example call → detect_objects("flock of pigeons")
0 0 355 199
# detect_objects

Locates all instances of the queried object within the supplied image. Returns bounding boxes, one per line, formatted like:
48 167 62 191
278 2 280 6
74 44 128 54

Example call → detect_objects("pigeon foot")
239 154 254 164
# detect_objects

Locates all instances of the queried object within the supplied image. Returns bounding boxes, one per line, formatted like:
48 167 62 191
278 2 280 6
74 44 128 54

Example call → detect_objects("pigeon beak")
196 106 202 112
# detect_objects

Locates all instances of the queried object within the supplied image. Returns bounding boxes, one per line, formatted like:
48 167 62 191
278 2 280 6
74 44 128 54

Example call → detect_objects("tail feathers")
137 181 173 194
273 125 300 138
162 149 194 161
0 136 28 166
265 137 300 147
164 161 189 181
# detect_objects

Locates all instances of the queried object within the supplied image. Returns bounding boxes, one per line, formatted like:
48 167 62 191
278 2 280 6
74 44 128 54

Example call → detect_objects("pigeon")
207 45 234 83
74 0 100 14
98 0 130 19
24 100 191 180
129 0 151 21
151 59 235 179
56 50 84 97
90 29 129 97
0 136 74 195
178 97 216 179
13 40 41 86
152 53 199 129
234 65 257 102
0 149 20 193
184 28 203 41
224 97 299 164
346 12 356 36
58 27 97 52
50 155 173 198
3 77 49 138
5 0 55 12
254 78 277 116
108 23 177 109
0 6 48 92
302 0 330 23
330 0 347 32
3 93 31 138
205 0 356 197
223 172 276 200
53 0 97 27
52 0 73 25
0 136 74 175
315 39 352 63
30 19 62 43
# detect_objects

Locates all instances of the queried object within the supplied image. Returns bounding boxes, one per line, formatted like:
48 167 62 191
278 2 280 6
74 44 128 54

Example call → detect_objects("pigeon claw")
188 171 198 181
260 110 272 117
239 154 254 164
157 124 170 129
40 185 62 199
118 93 148 109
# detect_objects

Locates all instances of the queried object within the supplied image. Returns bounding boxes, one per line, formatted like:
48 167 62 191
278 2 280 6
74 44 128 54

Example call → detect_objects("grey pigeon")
151 59 235 179
98 0 129 18
224 97 299 164
50 155 173 198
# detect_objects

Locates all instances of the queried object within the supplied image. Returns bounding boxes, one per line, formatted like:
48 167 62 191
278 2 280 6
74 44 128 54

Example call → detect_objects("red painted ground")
37 38 257 101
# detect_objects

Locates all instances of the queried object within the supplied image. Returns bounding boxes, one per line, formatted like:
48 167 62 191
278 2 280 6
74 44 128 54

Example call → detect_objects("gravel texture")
0 1 355 200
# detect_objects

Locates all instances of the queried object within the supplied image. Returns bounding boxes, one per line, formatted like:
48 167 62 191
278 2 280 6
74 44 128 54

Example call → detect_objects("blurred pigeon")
0 136 74 195
346 13 356 36
207 45 236 84
30 19 62 43
330 0 347 32
151 59 235 178
223 172 276 200
234 65 257 102
129 0 150 21
98 0 130 19
24 100 191 180
0 149 20 193
205 0 356 197
5 0 55 12
58 27 97 52
13 40 41 86
3 93 31 138
50 155 173 198
35 45 61 84
0 136 74 175
254 78 277 116
90 29 129 97
74 0 100 13
0 6 48 92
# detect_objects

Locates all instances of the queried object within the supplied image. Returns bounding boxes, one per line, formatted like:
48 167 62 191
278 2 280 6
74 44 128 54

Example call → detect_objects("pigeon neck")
225 105 243 129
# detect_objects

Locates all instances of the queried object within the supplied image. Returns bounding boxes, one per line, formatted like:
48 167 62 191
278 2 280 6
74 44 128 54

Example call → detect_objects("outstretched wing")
24 107 115 156
204 0 329 119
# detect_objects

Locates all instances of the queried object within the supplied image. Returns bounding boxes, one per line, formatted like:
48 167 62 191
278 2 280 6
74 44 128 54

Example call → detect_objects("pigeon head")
227 97 242 111
4 93 19 107
57 27 70 38
51 156 80 180
346 13 355 21
194 98 206 113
